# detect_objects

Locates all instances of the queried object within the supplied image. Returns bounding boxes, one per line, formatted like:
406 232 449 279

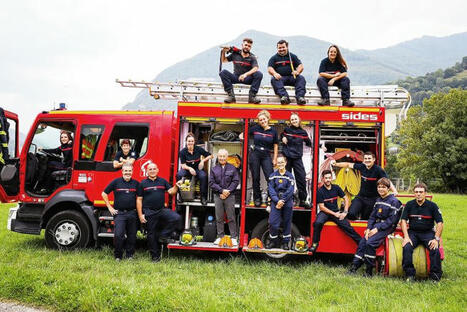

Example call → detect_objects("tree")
395 89 467 192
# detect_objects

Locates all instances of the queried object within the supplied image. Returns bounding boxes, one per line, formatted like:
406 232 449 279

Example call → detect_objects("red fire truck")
3 81 430 276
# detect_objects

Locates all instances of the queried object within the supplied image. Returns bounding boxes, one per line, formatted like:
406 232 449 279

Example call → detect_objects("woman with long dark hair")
317 45 354 107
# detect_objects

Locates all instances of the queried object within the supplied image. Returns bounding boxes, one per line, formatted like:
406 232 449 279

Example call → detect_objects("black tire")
251 218 300 259
45 210 91 249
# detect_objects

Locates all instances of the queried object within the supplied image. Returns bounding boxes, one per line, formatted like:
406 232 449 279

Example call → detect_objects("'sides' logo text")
341 112 379 121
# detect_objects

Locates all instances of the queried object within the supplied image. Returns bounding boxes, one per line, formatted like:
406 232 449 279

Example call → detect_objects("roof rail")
116 79 410 108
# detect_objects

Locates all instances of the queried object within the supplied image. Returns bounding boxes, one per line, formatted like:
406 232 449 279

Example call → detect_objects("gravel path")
0 302 48 312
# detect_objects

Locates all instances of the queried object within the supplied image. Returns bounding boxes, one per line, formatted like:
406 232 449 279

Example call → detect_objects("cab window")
103 124 149 161
79 125 105 160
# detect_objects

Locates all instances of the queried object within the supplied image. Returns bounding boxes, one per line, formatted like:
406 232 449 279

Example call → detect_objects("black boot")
265 238 278 249
297 97 306 105
318 98 330 106
281 241 290 250
347 261 362 275
299 200 311 209
343 99 355 107
280 96 291 105
224 90 236 103
364 265 374 277
248 91 261 104
309 242 318 254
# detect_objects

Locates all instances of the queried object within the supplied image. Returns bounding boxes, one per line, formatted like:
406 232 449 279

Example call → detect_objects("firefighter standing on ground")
311 170 362 253
137 162 181 262
348 177 402 276
266 156 295 250
281 112 311 208
219 38 263 104
268 39 307 105
332 152 397 220
101 164 140 261
401 183 443 281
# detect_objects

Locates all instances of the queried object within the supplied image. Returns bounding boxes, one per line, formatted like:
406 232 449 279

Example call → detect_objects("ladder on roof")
116 79 411 109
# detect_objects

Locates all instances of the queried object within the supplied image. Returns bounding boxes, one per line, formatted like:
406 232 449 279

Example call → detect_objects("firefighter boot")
281 240 290 250
364 265 374 277
309 242 318 254
248 91 261 104
318 98 330 106
343 99 355 107
347 261 363 275
265 237 279 249
224 90 236 103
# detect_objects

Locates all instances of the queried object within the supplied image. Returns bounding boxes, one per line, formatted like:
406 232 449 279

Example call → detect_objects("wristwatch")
435 236 440 241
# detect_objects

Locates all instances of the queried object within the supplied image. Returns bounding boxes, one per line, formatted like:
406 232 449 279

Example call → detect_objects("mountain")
123 30 467 110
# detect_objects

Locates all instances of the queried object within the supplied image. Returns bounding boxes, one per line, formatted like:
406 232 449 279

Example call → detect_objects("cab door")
0 108 20 202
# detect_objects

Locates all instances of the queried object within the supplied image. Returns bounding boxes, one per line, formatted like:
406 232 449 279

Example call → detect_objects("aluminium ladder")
116 79 411 110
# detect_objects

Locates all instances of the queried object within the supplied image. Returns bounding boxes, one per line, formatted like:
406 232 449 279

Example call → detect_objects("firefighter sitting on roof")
265 156 295 250
113 139 139 169
219 37 263 104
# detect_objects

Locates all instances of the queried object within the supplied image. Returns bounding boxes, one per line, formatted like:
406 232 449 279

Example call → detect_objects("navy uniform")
44 142 73 170
402 199 443 280
248 124 278 205
348 163 388 220
267 169 295 249
219 50 263 97
312 184 361 247
317 57 351 101
350 194 402 274
103 177 140 259
176 146 211 201
268 52 306 102
114 149 138 163
281 126 311 204
137 177 181 261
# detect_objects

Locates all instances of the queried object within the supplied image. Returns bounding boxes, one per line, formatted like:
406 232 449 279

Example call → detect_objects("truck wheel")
45 210 91 249
251 218 300 259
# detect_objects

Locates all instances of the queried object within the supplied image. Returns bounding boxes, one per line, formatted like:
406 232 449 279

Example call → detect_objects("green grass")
1 194 466 312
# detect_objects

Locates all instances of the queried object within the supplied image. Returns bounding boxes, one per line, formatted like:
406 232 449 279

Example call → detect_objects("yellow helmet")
180 230 196 246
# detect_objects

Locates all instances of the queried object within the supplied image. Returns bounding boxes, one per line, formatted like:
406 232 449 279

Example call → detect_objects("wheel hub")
55 222 79 246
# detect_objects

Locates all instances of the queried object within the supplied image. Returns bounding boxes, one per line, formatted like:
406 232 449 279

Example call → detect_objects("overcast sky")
1 0 466 133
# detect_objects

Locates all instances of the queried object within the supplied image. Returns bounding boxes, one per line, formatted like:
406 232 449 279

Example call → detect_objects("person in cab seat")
113 139 138 169
281 112 311 208
266 156 295 250
268 40 307 105
332 151 397 220
176 133 213 206
209 149 240 246
240 110 278 207
347 178 402 276
137 162 182 262
317 45 354 107
310 170 362 253
219 37 263 104
39 130 73 170
401 183 443 282
101 164 140 261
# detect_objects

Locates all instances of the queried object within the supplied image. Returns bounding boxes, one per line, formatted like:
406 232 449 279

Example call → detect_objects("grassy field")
0 194 466 312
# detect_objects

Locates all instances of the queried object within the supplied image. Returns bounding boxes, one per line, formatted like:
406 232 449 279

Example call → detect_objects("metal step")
116 80 410 108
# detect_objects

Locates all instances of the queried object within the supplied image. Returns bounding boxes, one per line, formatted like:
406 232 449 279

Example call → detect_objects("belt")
254 146 272 153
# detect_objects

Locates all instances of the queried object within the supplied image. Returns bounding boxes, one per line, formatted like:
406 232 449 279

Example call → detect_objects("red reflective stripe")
60 147 72 151
115 188 137 192
323 196 338 202
186 158 200 163
143 186 165 190
275 61 290 65
362 176 378 181
233 61 251 66
254 132 272 137
284 133 308 139
409 214 433 219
